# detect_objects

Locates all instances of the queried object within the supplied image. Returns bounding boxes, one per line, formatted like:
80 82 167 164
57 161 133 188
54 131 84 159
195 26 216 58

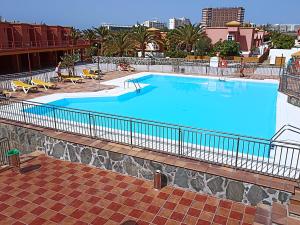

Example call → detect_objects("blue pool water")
48 75 278 139
27 75 278 157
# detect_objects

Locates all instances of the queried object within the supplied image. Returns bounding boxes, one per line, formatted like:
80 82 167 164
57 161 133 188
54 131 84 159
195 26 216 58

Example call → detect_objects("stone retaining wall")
0 122 291 206
288 96 300 108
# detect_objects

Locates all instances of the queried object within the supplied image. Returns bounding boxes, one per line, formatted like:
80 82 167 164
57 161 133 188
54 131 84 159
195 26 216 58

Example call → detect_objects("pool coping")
27 72 300 143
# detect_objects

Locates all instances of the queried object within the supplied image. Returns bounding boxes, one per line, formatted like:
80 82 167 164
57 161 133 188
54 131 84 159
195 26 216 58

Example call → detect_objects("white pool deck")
1 72 300 179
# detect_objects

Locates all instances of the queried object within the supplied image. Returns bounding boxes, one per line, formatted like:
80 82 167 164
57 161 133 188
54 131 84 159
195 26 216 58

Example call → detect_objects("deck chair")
59 74 83 84
81 69 99 80
11 80 38 94
31 79 57 90
118 64 135 72
0 90 12 98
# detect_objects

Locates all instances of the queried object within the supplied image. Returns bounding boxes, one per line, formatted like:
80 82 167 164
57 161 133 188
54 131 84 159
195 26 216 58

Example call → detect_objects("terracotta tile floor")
0 155 257 225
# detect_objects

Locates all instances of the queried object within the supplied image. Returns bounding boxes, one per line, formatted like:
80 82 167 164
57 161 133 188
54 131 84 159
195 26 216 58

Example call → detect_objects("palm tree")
60 54 78 76
104 31 135 57
93 26 110 55
82 29 96 46
170 24 203 52
70 27 81 45
131 25 155 57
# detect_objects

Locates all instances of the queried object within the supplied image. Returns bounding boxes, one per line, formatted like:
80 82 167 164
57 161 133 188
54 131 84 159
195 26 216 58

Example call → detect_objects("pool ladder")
271 124 300 143
124 79 141 93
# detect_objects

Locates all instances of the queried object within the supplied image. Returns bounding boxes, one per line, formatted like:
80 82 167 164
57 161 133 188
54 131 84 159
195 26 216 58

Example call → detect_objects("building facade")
202 7 245 27
142 20 166 29
274 24 300 33
101 23 132 31
205 21 266 56
169 17 191 30
0 21 89 75
296 29 300 47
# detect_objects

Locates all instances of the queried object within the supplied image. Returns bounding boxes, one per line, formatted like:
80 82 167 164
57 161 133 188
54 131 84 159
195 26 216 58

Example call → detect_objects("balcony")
0 39 90 56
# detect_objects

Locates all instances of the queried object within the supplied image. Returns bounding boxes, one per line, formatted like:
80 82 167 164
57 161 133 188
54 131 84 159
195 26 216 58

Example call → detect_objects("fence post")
88 113 93 137
235 138 240 168
130 120 133 147
178 128 182 156
52 107 57 130
21 102 27 123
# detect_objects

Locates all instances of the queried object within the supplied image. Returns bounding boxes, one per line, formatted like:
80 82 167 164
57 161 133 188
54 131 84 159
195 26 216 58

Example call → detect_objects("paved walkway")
0 155 257 225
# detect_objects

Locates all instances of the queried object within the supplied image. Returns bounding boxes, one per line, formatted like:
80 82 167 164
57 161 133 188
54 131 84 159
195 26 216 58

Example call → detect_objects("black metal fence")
0 138 10 166
0 98 300 180
0 63 99 91
280 73 300 98
93 56 283 76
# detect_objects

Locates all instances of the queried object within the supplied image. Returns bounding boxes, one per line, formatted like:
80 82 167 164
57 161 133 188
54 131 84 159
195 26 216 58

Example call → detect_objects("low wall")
288 96 300 108
0 122 291 206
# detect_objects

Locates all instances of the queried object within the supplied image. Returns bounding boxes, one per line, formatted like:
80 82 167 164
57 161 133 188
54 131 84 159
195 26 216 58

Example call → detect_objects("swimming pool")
47 74 278 139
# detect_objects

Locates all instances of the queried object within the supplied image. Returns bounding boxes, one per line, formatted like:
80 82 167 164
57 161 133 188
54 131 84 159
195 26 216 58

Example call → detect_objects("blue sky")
0 0 299 29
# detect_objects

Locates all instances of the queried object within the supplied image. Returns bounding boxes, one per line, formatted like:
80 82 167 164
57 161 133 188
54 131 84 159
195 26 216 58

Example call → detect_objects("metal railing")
0 138 10 166
272 124 300 142
0 40 89 50
0 98 300 180
0 63 99 91
124 79 141 92
93 56 283 76
280 72 300 98
0 69 57 90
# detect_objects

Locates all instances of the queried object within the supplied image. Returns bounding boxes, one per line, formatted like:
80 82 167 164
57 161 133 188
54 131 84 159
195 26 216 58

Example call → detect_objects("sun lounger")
59 74 83 84
31 79 57 90
11 80 38 94
0 90 12 98
90 69 104 75
81 69 99 79
118 64 135 72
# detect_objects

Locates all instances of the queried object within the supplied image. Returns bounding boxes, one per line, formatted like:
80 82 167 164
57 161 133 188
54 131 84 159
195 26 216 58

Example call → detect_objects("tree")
169 24 202 52
104 31 135 57
194 35 212 56
212 40 240 57
70 27 81 45
60 54 79 76
82 29 96 45
272 33 295 49
93 26 110 55
86 46 98 58
131 25 155 57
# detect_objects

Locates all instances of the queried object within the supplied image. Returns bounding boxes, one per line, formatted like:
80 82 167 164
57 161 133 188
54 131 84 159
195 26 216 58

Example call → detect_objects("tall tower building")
202 7 245 27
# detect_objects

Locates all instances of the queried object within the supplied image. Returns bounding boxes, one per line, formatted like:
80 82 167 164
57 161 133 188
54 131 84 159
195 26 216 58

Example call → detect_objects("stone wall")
0 122 291 206
288 96 300 108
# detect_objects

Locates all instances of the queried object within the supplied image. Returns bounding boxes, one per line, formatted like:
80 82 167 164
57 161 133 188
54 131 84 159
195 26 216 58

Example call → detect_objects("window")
227 35 234 41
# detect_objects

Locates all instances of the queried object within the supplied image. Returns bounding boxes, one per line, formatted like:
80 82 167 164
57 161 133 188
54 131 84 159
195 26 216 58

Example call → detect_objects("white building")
269 47 300 65
142 20 166 29
268 24 300 33
101 23 132 31
169 17 191 30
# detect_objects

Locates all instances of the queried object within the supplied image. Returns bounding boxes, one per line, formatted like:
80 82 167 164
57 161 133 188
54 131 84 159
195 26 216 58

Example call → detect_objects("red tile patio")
0 155 257 225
